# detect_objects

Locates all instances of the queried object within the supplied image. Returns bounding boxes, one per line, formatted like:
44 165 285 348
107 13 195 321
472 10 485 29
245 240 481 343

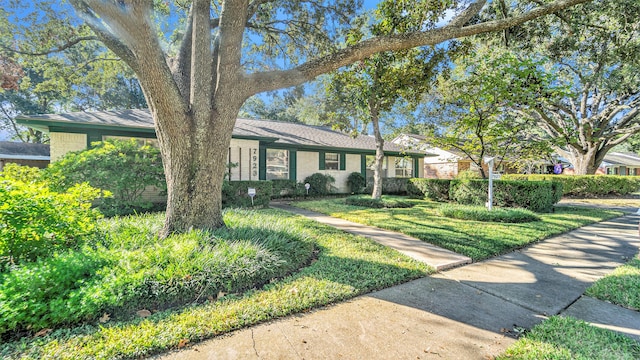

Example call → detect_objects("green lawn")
499 316 640 360
296 197 622 261
0 209 431 359
586 254 640 311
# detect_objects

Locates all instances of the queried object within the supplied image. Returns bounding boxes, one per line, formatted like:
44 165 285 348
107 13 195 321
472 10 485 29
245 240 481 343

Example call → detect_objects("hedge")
270 179 306 199
449 179 561 213
364 178 410 195
501 174 640 197
408 178 451 201
222 181 272 207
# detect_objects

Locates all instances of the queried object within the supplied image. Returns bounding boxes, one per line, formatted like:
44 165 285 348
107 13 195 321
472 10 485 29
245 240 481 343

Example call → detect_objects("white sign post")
484 157 495 211
304 183 310 195
247 187 256 206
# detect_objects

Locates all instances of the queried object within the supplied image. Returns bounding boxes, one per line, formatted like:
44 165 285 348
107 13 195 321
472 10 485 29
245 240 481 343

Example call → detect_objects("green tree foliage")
426 47 554 177
0 2 145 142
0 164 103 268
477 0 640 174
46 139 166 216
324 4 462 198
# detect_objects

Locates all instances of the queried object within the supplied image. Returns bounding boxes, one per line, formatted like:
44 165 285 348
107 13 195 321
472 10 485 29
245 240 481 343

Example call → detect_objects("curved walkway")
155 205 640 360
270 202 471 271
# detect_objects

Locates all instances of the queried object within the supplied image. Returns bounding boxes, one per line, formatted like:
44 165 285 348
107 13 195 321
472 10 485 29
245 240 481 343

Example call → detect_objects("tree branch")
245 0 591 96
69 0 139 71
215 0 249 105
0 36 98 56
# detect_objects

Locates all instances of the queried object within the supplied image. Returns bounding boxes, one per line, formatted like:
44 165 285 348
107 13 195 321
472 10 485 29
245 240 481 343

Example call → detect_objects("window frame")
394 157 413 178
324 152 340 170
265 148 290 180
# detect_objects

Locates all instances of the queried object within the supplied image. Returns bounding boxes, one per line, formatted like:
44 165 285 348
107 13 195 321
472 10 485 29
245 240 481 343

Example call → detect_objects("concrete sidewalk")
155 212 640 360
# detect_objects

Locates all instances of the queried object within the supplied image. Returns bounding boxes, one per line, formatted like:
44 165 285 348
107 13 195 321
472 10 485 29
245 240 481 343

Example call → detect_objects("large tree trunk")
560 146 603 175
157 112 235 237
370 105 384 200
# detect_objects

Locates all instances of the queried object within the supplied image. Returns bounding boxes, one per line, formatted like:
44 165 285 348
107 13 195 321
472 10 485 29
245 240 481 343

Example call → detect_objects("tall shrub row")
501 174 640 197
449 180 561 212
408 178 562 212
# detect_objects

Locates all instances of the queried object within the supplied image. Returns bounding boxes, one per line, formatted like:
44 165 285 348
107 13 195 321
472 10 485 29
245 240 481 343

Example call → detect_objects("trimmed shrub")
270 179 304 199
408 178 451 201
345 195 414 208
222 181 272 207
450 179 559 212
0 177 103 267
364 177 411 195
46 139 166 216
501 174 640 197
438 204 540 223
347 172 366 194
303 173 336 196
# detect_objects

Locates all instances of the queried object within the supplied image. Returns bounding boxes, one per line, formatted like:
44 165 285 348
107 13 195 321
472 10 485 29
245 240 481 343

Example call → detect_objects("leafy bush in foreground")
345 195 414 208
438 204 540 223
46 139 166 216
0 176 103 268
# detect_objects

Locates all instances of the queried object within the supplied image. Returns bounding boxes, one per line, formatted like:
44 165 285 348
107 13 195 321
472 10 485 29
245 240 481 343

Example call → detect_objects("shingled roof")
17 109 421 155
0 141 50 160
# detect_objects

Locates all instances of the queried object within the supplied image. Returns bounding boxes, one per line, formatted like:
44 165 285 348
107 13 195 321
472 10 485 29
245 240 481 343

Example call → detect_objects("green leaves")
46 139 166 217
0 166 104 268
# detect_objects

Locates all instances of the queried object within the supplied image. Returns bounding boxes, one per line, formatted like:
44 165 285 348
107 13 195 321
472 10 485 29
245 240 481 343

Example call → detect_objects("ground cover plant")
498 316 640 359
0 210 315 338
296 197 621 261
0 209 430 359
438 204 540 223
586 254 640 311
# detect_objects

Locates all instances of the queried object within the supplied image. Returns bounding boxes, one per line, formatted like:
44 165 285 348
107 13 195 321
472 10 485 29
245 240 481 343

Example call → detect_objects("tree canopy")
472 0 640 174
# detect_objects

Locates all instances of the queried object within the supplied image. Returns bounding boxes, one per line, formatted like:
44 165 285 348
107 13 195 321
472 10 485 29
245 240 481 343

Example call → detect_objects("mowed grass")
499 316 640 360
296 197 622 261
0 209 431 359
586 253 640 311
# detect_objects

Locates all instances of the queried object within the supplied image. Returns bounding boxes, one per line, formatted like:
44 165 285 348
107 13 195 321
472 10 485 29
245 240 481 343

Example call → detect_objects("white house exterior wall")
325 153 361 192
296 151 318 183
227 139 260 181
50 132 87 161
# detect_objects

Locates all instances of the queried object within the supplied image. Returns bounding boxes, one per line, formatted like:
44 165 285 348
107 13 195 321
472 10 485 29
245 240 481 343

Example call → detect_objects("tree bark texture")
370 103 384 200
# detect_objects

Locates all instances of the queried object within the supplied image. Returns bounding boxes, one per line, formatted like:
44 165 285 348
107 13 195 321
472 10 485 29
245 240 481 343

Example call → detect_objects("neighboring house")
0 141 50 171
392 134 505 179
601 152 640 175
393 133 551 178
16 109 425 193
